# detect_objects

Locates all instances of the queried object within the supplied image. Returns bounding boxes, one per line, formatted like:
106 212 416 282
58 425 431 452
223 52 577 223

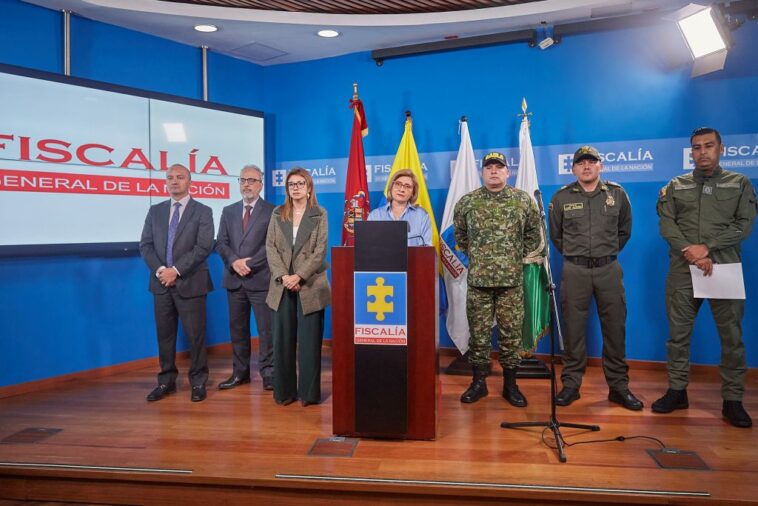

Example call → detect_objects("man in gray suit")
139 164 214 402
216 165 275 391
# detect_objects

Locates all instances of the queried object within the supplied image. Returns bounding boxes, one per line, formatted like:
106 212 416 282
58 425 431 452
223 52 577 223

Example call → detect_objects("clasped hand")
281 274 302 292
158 267 178 287
232 257 252 276
682 244 713 277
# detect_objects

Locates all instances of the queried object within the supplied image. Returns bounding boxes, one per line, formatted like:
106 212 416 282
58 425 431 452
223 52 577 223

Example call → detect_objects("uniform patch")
606 194 616 207
658 186 667 199
673 183 696 190
703 185 713 195
563 202 583 211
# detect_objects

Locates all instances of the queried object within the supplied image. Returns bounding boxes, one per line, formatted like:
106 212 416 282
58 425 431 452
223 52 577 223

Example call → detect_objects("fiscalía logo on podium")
354 272 407 345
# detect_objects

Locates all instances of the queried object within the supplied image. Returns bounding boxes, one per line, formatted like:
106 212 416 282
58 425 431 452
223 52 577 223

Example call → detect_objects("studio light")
669 3 733 77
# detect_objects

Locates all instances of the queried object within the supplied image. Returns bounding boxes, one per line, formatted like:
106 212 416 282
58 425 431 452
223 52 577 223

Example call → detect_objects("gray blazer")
216 198 275 291
265 205 331 315
139 198 214 298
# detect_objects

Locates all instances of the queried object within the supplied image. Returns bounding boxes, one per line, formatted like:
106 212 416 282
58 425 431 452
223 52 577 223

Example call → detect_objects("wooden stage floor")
1 352 757 505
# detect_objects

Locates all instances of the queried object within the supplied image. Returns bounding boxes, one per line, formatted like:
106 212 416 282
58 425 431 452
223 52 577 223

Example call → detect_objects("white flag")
439 119 481 354
515 98 540 207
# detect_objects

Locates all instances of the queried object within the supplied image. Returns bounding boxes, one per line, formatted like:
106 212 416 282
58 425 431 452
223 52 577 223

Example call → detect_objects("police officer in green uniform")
549 146 642 410
454 152 542 406
654 127 757 428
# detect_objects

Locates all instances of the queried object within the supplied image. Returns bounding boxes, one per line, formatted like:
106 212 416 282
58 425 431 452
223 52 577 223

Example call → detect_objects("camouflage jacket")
453 185 542 288
657 167 757 273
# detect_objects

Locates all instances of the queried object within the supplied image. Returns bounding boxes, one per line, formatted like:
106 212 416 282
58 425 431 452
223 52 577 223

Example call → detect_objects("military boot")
723 400 752 428
460 365 488 403
502 368 527 407
651 388 688 413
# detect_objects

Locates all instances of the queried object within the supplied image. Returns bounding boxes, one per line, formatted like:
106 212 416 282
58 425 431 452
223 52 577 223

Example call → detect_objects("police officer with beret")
549 146 642 410
654 127 757 428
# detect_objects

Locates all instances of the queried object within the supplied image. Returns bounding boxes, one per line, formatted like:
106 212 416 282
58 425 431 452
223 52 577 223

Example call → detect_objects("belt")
565 255 617 268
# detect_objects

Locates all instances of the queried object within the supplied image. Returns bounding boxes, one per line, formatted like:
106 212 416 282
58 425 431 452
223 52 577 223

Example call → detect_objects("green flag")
514 98 550 351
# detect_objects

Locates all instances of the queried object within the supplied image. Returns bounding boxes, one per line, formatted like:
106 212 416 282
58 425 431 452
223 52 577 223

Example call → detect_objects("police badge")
606 194 615 207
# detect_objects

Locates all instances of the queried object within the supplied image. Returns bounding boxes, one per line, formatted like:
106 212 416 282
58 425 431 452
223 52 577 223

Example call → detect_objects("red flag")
341 98 370 246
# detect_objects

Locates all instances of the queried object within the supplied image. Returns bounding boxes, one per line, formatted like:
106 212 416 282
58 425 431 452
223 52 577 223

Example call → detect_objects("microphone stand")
500 189 600 463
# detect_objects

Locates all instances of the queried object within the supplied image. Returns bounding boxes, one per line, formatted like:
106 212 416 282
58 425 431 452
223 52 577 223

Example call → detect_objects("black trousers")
227 287 273 380
272 289 324 404
153 289 209 388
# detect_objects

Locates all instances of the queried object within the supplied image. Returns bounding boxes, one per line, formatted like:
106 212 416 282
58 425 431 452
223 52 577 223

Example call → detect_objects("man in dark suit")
216 165 275 391
139 164 214 402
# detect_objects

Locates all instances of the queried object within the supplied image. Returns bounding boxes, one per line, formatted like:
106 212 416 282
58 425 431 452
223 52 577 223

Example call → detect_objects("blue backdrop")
1 0 756 386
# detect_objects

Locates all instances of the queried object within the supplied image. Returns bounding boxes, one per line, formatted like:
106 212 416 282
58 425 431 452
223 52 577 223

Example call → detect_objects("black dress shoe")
608 389 644 411
146 384 176 402
652 388 688 413
218 375 250 390
191 385 207 402
301 400 319 407
555 387 580 406
723 400 752 428
262 376 274 391
276 397 296 406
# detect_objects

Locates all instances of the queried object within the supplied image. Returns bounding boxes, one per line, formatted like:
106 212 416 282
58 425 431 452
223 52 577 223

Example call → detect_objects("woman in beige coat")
266 168 330 406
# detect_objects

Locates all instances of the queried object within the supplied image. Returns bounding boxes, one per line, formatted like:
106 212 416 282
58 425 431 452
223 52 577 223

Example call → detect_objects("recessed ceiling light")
194 24 218 33
317 29 340 38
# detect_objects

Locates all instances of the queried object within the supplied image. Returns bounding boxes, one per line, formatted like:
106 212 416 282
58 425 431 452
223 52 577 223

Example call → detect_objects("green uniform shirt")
657 167 757 273
453 185 541 288
548 180 632 257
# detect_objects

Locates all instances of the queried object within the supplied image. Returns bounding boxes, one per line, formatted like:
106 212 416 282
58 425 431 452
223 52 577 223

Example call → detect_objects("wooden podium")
331 223 439 440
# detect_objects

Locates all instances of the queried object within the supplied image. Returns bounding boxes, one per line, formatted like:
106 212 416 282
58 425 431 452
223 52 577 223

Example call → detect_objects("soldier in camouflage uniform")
454 151 542 406
653 127 757 428
549 146 643 411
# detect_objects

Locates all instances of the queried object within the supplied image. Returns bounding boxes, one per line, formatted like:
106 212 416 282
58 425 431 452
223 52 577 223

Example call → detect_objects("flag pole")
515 98 551 379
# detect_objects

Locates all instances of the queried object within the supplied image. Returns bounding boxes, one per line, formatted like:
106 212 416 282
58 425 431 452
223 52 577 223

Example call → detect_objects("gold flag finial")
518 97 532 120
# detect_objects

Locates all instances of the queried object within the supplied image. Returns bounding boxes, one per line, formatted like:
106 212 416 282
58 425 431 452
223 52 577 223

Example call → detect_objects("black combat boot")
460 365 489 403
502 368 527 407
651 388 688 413
723 400 752 428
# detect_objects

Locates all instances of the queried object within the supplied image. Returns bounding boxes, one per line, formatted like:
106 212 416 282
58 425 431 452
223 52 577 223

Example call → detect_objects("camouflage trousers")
466 285 523 369
666 273 746 400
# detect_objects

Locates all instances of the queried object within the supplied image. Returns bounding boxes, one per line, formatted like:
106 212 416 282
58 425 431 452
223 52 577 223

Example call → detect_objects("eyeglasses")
238 177 262 184
392 181 414 191
287 180 307 189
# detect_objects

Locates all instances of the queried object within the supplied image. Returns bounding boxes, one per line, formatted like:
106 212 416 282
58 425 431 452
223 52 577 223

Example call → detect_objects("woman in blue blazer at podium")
368 169 432 246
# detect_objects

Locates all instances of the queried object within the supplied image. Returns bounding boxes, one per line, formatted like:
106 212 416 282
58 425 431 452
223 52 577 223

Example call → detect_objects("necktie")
242 205 252 230
166 202 181 266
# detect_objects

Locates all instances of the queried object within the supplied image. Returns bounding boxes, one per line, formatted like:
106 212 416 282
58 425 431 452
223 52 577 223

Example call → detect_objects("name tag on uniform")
563 203 583 211
716 182 741 189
